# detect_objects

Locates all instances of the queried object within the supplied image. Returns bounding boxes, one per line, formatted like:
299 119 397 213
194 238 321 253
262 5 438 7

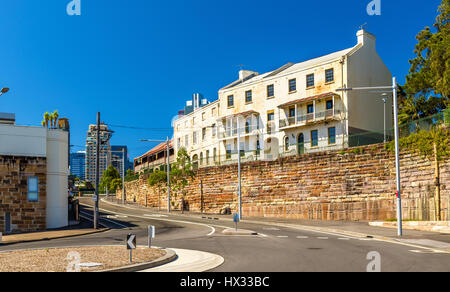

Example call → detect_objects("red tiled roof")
137 139 173 160
278 92 340 108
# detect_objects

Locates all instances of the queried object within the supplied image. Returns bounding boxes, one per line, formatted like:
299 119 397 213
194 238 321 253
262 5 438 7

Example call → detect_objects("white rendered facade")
173 30 393 166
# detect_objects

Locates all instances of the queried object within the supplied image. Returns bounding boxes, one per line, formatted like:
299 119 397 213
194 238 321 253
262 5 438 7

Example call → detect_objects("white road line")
207 227 216 236
296 236 309 239
80 211 129 229
277 236 289 238
338 238 351 241
84 204 220 237
317 237 329 240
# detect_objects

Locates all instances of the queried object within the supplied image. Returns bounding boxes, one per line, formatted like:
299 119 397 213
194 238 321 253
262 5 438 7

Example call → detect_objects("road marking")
84 203 221 237
263 227 280 231
338 238 350 241
409 250 446 254
317 237 329 240
80 211 129 229
296 236 309 239
207 227 216 236
144 214 168 218
277 236 289 238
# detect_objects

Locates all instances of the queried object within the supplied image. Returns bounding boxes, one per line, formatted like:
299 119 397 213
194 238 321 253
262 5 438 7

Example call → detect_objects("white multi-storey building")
173 29 393 167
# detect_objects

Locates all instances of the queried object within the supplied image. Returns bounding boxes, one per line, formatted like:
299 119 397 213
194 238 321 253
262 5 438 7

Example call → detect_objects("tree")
99 166 122 193
52 110 59 128
43 112 50 128
169 148 194 208
401 0 450 123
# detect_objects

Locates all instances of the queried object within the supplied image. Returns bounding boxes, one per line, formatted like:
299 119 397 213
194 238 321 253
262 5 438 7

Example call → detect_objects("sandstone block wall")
0 156 47 233
118 144 449 221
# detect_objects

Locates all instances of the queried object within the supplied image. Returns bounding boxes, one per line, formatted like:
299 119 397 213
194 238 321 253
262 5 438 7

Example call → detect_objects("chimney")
357 29 376 49
239 70 258 81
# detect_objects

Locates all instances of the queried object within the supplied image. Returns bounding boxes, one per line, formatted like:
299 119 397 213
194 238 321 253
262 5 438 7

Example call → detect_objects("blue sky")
0 0 443 159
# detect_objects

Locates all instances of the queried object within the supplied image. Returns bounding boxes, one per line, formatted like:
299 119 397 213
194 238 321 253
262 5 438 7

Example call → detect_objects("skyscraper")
70 151 86 180
85 123 112 182
110 146 132 178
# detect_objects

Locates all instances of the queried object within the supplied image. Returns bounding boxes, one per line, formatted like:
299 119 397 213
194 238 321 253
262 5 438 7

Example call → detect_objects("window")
245 90 252 103
289 79 297 92
326 69 334 83
226 145 232 160
193 132 197 144
185 135 189 147
267 84 274 98
202 128 206 141
202 112 206 121
213 148 217 162
245 119 251 134
307 74 315 88
267 111 275 134
212 124 217 137
177 137 181 148
326 100 334 110
328 127 336 145
227 95 234 107
289 107 296 118
28 177 39 202
212 107 216 116
284 136 290 152
311 130 319 147
307 104 314 114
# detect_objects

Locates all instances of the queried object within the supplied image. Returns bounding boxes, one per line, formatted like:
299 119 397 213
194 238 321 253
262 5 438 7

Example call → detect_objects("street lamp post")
337 77 403 236
140 138 171 213
0 87 10 97
381 93 389 143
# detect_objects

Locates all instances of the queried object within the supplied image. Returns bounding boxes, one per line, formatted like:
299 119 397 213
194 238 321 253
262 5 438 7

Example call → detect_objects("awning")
278 92 340 108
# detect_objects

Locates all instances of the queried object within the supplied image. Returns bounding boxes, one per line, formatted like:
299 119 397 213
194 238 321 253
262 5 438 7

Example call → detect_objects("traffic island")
0 246 173 272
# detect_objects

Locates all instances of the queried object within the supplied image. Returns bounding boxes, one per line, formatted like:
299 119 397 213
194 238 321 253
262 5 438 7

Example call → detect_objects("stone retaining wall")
118 144 449 221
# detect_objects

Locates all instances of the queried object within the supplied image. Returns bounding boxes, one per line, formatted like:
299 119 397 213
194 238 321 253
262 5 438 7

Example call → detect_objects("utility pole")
94 112 100 229
392 77 403 237
140 138 171 213
122 147 126 205
166 137 171 213
237 118 242 220
337 77 403 236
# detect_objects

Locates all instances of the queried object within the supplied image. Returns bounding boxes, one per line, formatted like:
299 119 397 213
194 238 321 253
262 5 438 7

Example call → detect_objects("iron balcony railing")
279 109 342 129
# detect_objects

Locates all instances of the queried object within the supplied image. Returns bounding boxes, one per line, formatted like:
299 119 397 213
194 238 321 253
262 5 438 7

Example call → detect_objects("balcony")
220 124 261 140
279 109 342 130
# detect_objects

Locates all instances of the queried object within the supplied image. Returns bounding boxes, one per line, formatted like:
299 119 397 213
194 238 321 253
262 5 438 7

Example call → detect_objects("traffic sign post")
127 234 136 263
148 226 155 248
233 213 240 231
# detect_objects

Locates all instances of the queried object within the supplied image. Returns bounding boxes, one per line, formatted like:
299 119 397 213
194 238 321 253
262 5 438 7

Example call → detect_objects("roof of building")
136 139 173 160
222 110 259 120
278 92 340 108
220 47 355 91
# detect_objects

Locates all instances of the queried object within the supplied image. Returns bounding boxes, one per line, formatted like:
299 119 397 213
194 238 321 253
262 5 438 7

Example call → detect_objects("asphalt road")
2 198 450 272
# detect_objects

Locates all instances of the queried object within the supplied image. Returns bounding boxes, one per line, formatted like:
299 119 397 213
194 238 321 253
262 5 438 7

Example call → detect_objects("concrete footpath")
0 228 108 245
141 248 224 272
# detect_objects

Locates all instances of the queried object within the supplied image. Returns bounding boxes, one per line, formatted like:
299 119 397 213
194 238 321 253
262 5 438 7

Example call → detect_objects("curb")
0 219 110 246
100 248 177 272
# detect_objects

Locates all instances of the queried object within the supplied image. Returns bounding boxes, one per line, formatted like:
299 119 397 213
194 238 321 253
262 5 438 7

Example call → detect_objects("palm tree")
41 120 46 127
43 112 50 128
52 110 59 129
